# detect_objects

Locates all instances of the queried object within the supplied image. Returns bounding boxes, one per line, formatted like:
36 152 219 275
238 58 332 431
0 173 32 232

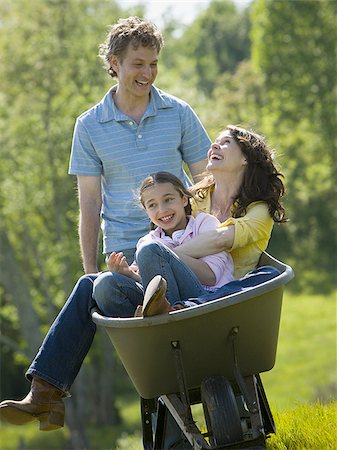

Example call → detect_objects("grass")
113 402 337 450
260 291 336 410
267 402 337 449
0 422 69 450
1 402 336 449
0 291 336 449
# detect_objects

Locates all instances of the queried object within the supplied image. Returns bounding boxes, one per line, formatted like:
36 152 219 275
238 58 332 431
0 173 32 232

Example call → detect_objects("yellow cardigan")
191 189 273 279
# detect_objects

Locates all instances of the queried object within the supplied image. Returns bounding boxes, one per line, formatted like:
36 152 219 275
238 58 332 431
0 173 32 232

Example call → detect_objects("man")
0 16 210 431
69 16 210 273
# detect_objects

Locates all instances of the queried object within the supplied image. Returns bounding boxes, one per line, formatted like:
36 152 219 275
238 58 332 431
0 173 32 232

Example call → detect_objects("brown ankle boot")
142 275 174 316
0 377 65 431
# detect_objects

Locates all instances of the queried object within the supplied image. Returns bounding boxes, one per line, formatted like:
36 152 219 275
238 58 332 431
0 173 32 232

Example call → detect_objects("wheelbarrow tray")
92 253 294 399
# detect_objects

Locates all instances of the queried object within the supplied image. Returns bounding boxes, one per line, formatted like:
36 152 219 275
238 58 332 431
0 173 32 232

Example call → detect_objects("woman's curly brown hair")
191 125 287 223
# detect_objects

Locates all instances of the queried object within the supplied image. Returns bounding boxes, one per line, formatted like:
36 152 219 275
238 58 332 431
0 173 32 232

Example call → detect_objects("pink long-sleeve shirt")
137 212 234 289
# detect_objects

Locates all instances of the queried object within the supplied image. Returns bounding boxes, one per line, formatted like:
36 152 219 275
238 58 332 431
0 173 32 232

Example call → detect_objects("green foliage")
0 0 119 306
250 0 337 292
202 60 266 135
251 0 337 131
0 0 124 292
159 0 250 94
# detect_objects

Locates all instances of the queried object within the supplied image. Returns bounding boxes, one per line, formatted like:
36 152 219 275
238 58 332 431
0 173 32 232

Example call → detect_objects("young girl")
92 171 234 317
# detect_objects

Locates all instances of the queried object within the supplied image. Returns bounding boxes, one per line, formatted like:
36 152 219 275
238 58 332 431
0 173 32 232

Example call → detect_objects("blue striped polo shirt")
69 85 211 253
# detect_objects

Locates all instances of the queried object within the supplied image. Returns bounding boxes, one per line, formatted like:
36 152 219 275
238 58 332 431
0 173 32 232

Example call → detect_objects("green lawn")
267 402 337 450
261 291 336 410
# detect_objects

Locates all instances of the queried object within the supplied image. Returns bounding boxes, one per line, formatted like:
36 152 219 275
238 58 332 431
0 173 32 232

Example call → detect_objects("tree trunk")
0 227 42 358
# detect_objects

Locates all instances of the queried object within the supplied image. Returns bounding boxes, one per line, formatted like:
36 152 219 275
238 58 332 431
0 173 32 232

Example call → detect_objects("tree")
250 0 337 291
160 0 251 94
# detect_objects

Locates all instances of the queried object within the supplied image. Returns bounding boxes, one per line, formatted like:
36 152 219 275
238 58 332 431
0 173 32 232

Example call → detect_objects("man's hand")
106 252 141 281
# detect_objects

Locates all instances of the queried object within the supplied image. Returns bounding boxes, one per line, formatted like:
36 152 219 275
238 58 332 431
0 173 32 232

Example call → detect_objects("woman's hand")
106 252 141 281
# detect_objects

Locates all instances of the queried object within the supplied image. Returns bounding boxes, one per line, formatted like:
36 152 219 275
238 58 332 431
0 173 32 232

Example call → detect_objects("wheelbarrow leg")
243 375 266 441
150 340 211 449
141 396 186 450
140 397 157 450
256 374 276 435
170 340 211 448
228 326 274 448
229 327 259 415
154 397 196 449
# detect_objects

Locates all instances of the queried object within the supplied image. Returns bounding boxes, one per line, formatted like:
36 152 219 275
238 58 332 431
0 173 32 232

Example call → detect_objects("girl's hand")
129 261 140 277
106 252 141 281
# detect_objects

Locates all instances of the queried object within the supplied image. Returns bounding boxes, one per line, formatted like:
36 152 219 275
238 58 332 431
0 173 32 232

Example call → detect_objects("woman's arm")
175 202 272 259
174 226 235 259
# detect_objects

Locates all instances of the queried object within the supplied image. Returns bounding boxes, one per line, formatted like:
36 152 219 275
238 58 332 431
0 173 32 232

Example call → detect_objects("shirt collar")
192 186 213 214
152 216 195 240
97 85 173 123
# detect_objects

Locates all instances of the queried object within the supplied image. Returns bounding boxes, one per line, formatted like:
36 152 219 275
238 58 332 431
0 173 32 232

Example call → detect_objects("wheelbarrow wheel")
201 376 243 447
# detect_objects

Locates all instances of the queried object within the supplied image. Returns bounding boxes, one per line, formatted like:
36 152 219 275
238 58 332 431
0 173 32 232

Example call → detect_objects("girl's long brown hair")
191 125 287 223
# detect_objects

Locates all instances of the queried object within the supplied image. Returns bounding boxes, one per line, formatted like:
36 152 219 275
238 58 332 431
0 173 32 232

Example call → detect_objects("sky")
120 0 252 27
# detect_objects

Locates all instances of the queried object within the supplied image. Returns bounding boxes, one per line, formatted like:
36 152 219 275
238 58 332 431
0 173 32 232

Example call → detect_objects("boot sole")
0 405 36 425
0 404 64 430
143 276 168 316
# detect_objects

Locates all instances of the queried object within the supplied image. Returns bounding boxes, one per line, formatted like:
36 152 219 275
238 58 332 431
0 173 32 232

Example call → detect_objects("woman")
0 125 286 431
186 125 286 277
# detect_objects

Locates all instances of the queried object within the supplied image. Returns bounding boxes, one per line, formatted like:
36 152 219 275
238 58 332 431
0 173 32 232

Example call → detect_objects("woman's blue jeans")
93 242 207 316
26 249 136 394
184 265 281 306
26 274 98 394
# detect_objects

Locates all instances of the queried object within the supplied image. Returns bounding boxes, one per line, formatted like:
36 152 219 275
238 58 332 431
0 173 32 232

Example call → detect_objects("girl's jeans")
93 241 280 314
92 242 207 316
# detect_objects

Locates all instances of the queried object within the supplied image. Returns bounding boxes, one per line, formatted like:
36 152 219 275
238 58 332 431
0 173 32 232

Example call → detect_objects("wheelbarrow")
92 252 294 449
